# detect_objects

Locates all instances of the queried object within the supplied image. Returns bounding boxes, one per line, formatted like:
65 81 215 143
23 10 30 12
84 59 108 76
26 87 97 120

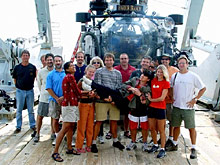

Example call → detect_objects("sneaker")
190 148 197 159
165 143 178 151
77 148 86 153
126 142 137 151
142 143 149 152
113 141 125 150
165 139 173 148
98 136 104 144
147 145 159 153
157 149 166 158
52 138 56 146
14 128 21 134
51 133 56 140
85 146 91 152
124 131 131 139
34 135 40 142
91 144 98 153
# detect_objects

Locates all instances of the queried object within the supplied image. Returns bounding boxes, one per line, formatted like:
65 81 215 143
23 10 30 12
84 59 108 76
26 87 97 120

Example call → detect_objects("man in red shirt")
114 53 136 138
114 53 136 83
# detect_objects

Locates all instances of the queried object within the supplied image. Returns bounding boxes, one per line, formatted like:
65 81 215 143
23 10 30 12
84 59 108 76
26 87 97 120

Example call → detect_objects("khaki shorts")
171 106 195 129
95 103 120 121
62 106 79 123
48 101 61 119
166 103 173 122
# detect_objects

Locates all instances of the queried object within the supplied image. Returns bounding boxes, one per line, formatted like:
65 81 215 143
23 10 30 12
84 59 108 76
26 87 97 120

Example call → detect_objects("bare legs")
53 122 75 153
148 118 166 148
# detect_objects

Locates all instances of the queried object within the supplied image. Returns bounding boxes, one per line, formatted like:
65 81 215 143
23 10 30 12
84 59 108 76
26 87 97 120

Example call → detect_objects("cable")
181 134 191 165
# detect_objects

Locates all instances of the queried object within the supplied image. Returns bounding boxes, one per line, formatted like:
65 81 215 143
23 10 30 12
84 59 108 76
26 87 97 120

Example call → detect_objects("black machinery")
75 0 183 66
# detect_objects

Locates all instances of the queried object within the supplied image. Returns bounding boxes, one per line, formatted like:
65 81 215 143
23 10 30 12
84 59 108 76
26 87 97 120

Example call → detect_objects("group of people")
12 50 206 162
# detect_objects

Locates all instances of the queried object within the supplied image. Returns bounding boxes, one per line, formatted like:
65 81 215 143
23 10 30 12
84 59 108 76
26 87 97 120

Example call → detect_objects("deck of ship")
0 105 220 165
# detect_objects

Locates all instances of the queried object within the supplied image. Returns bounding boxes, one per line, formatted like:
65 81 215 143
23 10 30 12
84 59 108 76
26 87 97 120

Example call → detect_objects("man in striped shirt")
91 53 125 153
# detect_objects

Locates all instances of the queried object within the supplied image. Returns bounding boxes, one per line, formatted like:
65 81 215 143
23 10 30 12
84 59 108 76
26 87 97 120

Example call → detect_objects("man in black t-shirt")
12 50 37 134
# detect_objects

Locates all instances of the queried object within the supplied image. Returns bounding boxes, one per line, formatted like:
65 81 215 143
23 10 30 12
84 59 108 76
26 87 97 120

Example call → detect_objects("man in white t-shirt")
166 55 206 159
34 53 54 142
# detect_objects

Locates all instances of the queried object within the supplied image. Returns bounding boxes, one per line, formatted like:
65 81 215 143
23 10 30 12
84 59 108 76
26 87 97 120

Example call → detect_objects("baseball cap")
177 55 189 63
161 53 171 58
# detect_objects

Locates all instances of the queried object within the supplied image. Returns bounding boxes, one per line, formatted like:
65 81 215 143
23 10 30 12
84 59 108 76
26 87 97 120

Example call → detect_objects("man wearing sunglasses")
160 54 179 149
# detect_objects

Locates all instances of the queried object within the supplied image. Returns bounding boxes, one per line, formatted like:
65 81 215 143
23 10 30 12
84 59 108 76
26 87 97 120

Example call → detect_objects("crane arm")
181 0 204 50
34 0 53 49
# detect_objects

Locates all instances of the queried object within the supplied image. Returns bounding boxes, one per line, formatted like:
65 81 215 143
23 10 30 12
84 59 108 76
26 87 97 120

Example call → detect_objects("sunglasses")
149 66 155 69
92 62 100 64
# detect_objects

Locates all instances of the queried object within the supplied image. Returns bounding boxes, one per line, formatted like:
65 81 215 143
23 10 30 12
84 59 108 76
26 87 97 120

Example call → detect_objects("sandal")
77 148 86 153
66 148 81 155
85 146 91 152
105 131 112 140
52 153 63 162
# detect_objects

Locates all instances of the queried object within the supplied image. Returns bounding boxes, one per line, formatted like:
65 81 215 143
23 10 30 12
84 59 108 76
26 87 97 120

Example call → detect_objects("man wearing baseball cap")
160 54 179 148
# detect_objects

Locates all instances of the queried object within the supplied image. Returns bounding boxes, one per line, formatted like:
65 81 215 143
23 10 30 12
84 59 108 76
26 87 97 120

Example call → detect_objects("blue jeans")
16 88 36 129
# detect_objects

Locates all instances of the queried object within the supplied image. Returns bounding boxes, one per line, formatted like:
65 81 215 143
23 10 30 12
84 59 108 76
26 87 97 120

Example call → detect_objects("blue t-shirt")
46 69 65 102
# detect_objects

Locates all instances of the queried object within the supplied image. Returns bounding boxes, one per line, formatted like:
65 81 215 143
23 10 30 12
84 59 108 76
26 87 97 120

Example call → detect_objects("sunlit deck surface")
0 105 220 165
